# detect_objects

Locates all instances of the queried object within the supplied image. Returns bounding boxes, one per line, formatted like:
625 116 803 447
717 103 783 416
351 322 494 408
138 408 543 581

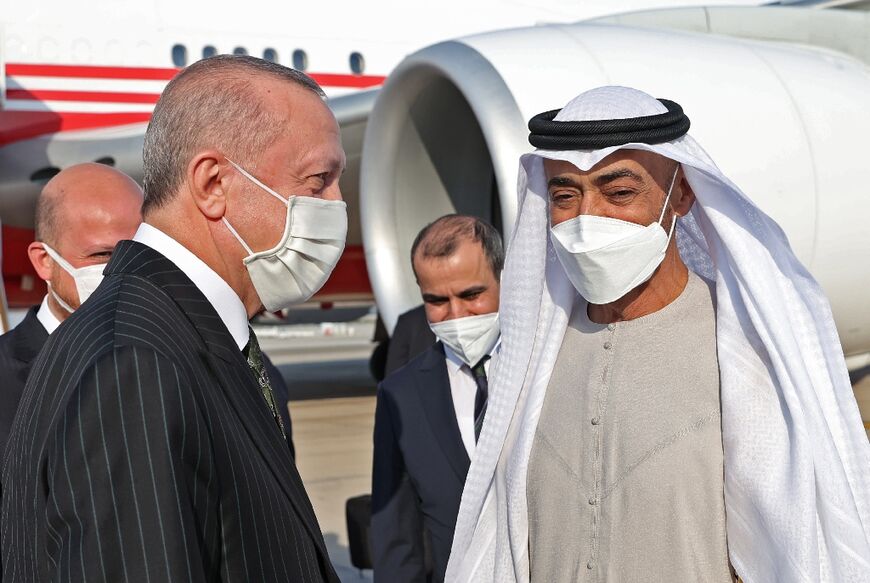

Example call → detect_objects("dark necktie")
470 356 490 442
244 327 286 438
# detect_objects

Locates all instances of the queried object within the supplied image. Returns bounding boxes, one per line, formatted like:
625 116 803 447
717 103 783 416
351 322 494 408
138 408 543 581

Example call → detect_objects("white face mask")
430 312 500 368
42 243 106 313
550 165 680 305
223 159 348 312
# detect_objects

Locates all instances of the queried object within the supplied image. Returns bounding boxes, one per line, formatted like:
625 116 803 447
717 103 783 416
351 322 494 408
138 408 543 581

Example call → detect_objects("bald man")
0 163 143 460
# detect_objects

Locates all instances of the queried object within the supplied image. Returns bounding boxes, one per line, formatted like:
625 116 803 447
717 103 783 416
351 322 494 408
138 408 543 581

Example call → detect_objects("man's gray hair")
411 214 505 280
142 54 325 214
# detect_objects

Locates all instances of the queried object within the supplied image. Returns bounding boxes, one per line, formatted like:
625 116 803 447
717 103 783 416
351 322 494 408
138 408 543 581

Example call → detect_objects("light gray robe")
527 271 733 582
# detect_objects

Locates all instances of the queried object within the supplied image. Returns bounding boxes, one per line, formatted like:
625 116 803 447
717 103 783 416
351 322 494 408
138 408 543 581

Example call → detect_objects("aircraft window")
233 47 248 56
263 48 278 62
171 44 187 67
203 45 218 59
30 167 61 182
350 52 365 75
292 49 308 71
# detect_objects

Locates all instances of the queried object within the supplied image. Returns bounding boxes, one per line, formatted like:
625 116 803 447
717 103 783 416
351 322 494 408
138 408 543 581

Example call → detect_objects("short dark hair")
411 214 504 279
142 54 325 214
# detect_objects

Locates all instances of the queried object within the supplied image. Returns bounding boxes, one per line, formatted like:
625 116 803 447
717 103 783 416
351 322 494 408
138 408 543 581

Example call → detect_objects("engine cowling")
359 12 870 364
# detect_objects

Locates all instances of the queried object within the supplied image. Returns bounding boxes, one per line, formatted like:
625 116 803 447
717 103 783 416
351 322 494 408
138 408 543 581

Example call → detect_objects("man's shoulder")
380 344 444 397
681 270 718 323
394 305 427 329
25 328 193 429
393 305 434 343
0 307 45 360
37 272 194 379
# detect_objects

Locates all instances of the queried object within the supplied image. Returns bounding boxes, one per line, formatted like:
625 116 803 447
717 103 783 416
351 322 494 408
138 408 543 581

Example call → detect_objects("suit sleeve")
371 385 427 583
44 345 210 582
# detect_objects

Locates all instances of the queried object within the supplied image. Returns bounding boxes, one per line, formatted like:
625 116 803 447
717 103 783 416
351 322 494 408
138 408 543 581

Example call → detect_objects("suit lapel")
206 353 327 549
104 241 329 556
416 343 471 480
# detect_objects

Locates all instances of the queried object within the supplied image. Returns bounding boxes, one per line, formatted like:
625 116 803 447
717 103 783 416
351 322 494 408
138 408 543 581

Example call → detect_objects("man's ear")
27 242 53 282
188 150 230 220
673 170 696 217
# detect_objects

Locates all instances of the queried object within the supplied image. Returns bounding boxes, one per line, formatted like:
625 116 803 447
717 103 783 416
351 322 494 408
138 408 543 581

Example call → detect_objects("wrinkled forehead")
522 144 678 183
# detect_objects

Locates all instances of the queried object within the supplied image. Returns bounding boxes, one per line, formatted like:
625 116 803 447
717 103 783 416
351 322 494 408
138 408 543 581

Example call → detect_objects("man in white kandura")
445 86 870 583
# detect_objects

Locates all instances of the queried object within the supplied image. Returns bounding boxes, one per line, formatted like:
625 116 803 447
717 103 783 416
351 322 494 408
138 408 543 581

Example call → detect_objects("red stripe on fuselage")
2 63 386 146
308 73 386 88
6 89 162 104
0 112 152 147
6 63 180 80
5 63 388 87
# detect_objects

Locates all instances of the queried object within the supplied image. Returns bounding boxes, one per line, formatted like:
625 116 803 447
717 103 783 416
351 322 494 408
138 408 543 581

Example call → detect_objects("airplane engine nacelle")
360 19 870 364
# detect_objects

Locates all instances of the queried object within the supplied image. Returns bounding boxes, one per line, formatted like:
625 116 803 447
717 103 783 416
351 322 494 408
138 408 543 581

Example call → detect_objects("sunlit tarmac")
286 363 870 582
292 396 375 582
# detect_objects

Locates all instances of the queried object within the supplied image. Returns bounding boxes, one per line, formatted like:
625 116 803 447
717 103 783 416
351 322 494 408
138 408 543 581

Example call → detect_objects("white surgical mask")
42 243 105 312
223 159 348 312
430 312 500 368
550 165 680 305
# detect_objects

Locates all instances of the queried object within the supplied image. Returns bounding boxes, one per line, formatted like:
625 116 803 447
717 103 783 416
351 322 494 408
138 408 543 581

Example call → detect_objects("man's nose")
579 193 605 217
322 181 343 202
446 299 471 320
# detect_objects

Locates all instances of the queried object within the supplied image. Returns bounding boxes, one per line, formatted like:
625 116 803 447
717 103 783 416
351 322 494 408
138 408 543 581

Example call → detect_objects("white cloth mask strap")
227 158 290 206
41 243 76 276
657 164 680 241
223 157 295 256
47 282 75 314
221 217 255 256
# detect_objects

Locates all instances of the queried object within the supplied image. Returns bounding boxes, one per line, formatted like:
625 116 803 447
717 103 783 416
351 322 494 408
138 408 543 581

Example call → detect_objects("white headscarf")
446 86 870 583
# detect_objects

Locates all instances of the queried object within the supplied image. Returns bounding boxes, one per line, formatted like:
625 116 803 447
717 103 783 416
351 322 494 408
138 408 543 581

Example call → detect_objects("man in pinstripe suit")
1 55 345 582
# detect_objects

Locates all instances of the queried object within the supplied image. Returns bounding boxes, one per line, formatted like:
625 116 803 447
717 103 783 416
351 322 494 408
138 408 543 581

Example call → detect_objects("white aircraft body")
0 0 762 315
2 0 869 373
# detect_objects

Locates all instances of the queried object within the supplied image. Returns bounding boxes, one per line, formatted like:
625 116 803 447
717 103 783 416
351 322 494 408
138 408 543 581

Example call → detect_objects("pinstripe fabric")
1 240 339 582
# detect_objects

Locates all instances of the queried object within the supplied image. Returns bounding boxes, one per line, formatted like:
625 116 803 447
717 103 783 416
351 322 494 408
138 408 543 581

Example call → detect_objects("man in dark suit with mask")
371 215 503 583
2 55 344 582
0 163 143 461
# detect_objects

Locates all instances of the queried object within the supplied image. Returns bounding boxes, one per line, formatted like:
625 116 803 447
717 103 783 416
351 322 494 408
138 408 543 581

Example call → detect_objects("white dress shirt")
36 294 62 335
133 223 250 351
443 343 497 459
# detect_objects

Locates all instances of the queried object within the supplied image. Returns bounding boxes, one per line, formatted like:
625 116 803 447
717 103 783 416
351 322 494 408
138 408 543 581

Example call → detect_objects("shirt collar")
132 222 249 351
444 344 465 372
443 337 501 372
36 294 62 335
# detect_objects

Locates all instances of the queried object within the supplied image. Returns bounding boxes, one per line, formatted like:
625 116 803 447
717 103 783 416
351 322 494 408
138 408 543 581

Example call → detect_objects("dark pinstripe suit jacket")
1 240 338 582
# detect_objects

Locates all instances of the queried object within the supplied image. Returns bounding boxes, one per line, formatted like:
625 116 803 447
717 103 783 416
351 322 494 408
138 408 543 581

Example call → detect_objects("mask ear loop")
223 157 293 256
658 164 681 240
226 158 291 205
42 243 81 313
41 243 76 276
221 218 255 256
47 282 75 314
